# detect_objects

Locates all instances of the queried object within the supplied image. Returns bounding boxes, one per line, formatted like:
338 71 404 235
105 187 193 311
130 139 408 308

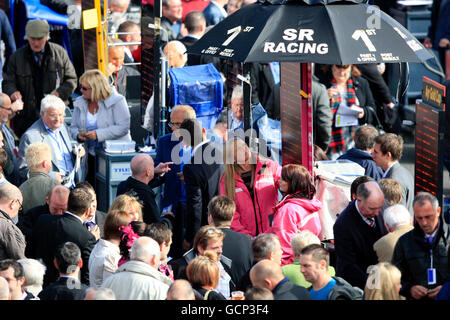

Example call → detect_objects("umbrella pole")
280 62 313 173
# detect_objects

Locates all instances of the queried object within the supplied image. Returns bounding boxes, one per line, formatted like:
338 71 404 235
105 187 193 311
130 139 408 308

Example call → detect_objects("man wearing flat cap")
2 19 77 138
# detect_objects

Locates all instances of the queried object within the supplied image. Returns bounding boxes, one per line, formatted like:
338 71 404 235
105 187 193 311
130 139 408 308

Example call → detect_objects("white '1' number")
222 26 242 46
352 30 376 52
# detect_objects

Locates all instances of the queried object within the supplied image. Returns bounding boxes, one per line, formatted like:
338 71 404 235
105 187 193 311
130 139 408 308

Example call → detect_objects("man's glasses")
16 199 23 215
0 106 13 112
168 122 183 128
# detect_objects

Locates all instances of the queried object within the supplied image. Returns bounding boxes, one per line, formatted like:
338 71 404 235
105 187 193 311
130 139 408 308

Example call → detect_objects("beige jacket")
373 225 414 262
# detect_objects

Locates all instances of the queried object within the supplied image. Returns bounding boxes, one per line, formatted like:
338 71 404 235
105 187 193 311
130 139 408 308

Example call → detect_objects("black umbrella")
188 0 433 64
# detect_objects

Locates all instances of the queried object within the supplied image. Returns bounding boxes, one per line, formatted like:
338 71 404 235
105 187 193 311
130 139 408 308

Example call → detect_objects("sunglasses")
80 86 92 91
205 228 224 235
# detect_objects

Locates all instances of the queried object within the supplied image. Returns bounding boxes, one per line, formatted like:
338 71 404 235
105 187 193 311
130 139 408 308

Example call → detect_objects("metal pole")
153 0 162 138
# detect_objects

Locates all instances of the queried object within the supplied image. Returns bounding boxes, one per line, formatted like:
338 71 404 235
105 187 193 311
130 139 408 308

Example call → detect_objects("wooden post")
280 62 313 172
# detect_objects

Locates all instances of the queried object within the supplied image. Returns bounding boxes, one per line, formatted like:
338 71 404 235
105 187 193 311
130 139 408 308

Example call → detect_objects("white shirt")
65 211 84 224
355 200 375 227
124 47 134 62
88 239 121 288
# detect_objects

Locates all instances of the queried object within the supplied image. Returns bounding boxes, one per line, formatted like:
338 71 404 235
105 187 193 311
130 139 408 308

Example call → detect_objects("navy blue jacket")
154 133 184 210
203 1 227 26
338 148 383 181
333 201 387 289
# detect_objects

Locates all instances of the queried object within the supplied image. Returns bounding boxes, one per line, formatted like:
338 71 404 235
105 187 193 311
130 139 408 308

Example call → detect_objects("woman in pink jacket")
219 138 281 238
268 164 322 266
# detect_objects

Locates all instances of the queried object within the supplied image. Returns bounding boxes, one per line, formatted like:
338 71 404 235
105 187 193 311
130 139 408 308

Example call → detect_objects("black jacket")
272 278 312 300
117 176 174 228
30 212 96 287
3 41 77 137
38 277 89 300
392 219 450 300
333 201 387 289
221 228 253 285
117 176 161 225
17 203 50 255
315 66 377 125
168 248 237 293
182 141 224 244
193 286 227 300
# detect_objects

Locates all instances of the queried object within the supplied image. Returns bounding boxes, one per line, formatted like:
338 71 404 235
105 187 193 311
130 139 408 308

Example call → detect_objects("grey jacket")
385 162 414 215
18 118 82 184
0 210 26 260
328 276 363 300
70 89 131 143
19 171 61 214
312 77 332 152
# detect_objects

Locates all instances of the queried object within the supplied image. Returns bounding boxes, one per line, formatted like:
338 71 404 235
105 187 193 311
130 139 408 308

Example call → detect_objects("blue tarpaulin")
10 0 69 51
169 63 224 130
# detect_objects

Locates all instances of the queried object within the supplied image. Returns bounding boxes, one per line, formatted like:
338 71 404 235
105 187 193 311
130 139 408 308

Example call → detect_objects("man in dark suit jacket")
75 181 106 238
116 153 173 227
38 242 89 300
154 105 197 258
372 133 414 215
250 259 311 300
179 11 207 66
18 185 70 256
207 195 253 284
333 181 387 289
30 188 97 287
179 118 224 250
338 124 383 180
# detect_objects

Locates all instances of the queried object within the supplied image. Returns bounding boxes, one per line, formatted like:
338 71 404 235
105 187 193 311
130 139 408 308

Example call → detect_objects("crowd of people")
0 0 449 302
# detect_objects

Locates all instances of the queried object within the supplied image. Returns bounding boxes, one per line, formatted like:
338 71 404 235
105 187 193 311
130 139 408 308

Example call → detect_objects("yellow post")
81 0 107 75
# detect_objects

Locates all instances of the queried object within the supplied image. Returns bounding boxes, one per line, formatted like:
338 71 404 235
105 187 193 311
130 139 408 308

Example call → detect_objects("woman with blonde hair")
109 194 143 222
219 137 281 238
364 262 403 300
186 250 226 300
70 69 131 184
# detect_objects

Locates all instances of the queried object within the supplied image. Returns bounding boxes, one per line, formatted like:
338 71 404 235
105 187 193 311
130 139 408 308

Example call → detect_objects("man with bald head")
0 184 26 260
154 105 196 258
163 41 187 69
0 93 22 186
18 185 70 252
102 236 172 300
333 181 388 289
167 279 196 300
249 259 311 300
117 154 172 225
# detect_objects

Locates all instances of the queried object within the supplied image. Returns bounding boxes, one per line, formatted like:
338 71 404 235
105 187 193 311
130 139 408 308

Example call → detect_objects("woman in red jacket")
219 138 281 239
267 164 322 266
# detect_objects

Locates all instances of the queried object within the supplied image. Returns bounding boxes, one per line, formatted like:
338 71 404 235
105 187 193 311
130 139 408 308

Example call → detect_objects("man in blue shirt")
300 244 363 300
18 95 85 187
